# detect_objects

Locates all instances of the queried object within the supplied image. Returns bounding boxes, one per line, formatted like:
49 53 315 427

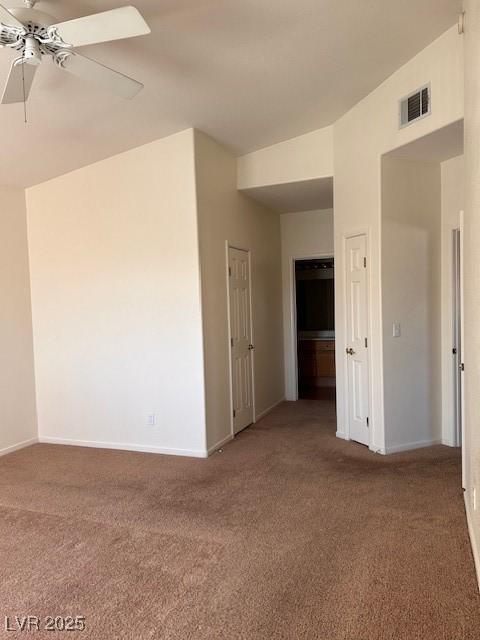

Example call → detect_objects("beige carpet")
0 400 479 639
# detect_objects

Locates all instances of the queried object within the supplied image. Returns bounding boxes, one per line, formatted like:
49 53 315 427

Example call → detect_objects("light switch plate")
393 322 401 338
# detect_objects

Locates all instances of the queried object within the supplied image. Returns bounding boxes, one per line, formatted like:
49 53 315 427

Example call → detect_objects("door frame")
342 229 373 448
452 226 462 449
290 252 335 402
225 242 256 438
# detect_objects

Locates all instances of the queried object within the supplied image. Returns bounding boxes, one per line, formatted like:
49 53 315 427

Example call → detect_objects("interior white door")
228 247 254 434
345 234 370 446
452 228 462 449
459 211 466 489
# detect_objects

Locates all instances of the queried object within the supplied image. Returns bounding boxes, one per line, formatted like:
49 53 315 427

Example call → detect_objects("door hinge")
452 347 457 355
231 337 234 347
228 266 232 276
366 417 369 427
461 363 465 371
363 257 367 268
365 337 368 348
233 409 236 418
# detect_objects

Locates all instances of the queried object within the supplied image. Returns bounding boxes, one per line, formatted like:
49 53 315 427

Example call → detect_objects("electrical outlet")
147 413 156 426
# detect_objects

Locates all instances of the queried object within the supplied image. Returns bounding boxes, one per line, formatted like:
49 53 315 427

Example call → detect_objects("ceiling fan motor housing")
0 7 66 60
23 35 41 65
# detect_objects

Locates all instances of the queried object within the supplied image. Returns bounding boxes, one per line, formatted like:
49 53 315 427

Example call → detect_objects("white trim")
383 439 442 454
464 492 480 593
255 398 285 422
0 437 38 458
38 436 208 458
208 434 234 456
336 431 349 441
289 252 334 402
208 399 285 456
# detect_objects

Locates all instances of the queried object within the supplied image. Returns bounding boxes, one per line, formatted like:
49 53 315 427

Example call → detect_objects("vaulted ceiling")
0 0 462 186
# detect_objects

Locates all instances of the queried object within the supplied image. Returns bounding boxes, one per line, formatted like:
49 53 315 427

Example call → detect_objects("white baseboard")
208 399 285 456
464 491 480 593
255 398 285 422
38 436 208 459
0 437 38 458
336 431 348 441
207 433 234 456
384 439 442 454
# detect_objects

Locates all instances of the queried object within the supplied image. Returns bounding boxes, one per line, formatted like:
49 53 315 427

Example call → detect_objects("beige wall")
238 126 333 190
381 158 441 452
334 26 463 450
440 155 464 446
280 209 334 400
194 131 284 451
463 0 480 582
26 130 208 457
0 187 37 456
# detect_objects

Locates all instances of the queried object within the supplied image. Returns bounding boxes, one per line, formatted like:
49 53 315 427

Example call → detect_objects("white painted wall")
0 187 37 456
334 26 463 452
381 158 441 453
238 126 333 190
280 209 334 400
194 131 284 452
463 0 480 584
26 130 208 457
440 155 464 446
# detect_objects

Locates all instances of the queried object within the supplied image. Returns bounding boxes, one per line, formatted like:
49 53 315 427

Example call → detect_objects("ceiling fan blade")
59 53 143 99
0 3 26 31
1 61 37 104
49 6 150 48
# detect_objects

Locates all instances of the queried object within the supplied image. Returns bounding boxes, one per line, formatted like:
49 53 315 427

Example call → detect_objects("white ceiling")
242 177 333 214
0 0 461 187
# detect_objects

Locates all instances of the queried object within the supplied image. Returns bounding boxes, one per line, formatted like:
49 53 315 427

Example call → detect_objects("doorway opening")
381 118 464 462
294 257 335 402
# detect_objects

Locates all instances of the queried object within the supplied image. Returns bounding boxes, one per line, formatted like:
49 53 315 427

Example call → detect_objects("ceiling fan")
0 1 151 104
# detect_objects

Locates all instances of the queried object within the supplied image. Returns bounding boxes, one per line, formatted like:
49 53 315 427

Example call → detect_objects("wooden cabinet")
298 340 335 387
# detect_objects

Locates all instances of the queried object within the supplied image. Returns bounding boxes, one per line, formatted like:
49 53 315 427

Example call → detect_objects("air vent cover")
399 84 430 128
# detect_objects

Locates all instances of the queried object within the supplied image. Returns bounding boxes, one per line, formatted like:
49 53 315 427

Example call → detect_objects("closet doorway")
294 257 335 401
